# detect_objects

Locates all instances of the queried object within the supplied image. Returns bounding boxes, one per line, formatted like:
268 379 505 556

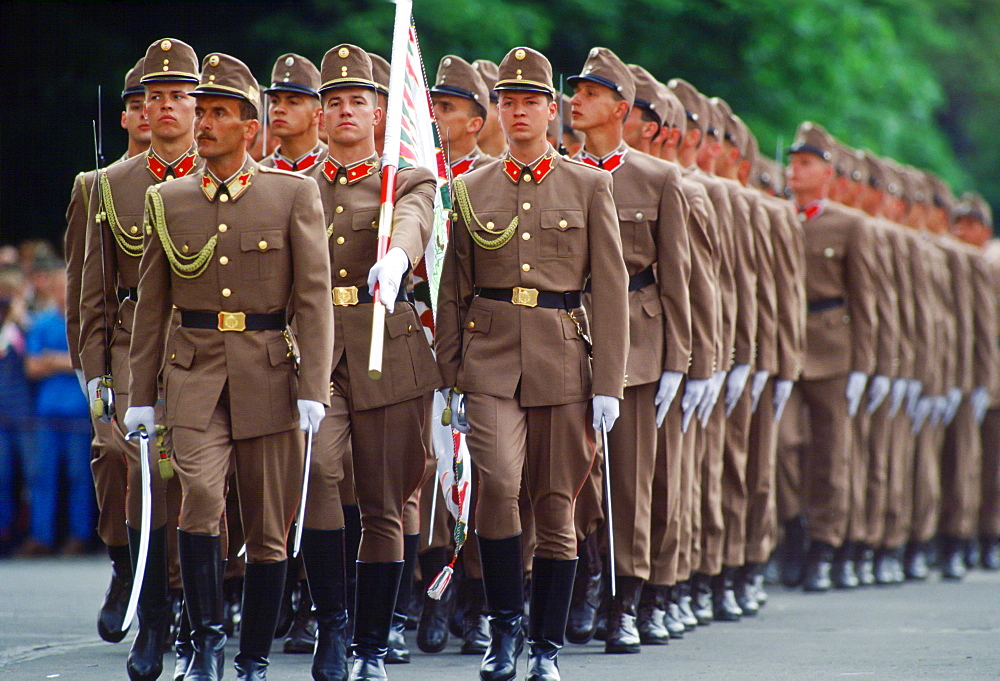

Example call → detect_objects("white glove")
930 395 949 428
297 399 325 433
367 247 410 313
681 378 710 433
75 369 87 398
654 371 684 428
725 364 751 417
846 371 868 417
699 370 727 427
592 394 620 432
906 380 923 419
87 376 115 420
943 388 963 426
444 389 471 435
773 379 794 422
123 405 156 435
888 378 909 418
866 375 892 415
971 386 991 424
911 396 934 434
750 370 770 414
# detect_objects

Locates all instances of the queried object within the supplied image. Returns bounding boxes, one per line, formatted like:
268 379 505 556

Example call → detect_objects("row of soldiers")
64 34 997 681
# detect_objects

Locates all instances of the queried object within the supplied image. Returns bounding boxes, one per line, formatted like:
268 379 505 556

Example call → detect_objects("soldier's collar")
797 198 827 222
502 148 556 184
321 153 379 185
147 145 198 182
576 143 628 173
271 142 325 173
450 147 483 178
201 160 256 203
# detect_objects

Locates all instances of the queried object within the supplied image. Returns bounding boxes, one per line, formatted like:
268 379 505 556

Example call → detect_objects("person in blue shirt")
21 258 93 555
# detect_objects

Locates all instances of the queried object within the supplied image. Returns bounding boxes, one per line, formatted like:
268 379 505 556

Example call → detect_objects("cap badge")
514 49 526 61
208 55 220 67
160 39 172 51
284 56 295 67
443 57 452 67
339 47 350 59
590 48 599 58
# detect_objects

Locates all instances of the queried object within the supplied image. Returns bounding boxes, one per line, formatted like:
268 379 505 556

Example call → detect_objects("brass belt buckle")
511 286 538 307
332 286 359 306
217 311 246 332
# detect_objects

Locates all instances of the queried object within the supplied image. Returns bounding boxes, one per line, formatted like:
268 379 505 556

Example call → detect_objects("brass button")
218 224 227 233
339 176 348 185
219 193 229 202
339 268 348 278
258 240 268 250
335 205 344 214
170 352 175 360
824 247 835 258
130 225 139 234
336 236 345 245
145 226 152 235
558 219 568 228
522 263 530 272
181 244 189 254
219 256 229 265
208 54 220 67
522 232 531 240
222 288 231 297
635 212 644 220
407 324 413 332
522 202 531 210
486 221 495 229
467 321 475 329
524 173 532 182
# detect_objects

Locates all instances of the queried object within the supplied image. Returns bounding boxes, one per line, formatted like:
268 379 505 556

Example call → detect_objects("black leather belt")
180 310 285 332
476 287 583 309
585 265 655 293
117 287 138 302
807 296 845 313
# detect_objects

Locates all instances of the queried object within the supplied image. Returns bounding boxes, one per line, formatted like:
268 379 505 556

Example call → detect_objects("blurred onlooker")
19 258 93 556
0 264 32 556
21 240 59 313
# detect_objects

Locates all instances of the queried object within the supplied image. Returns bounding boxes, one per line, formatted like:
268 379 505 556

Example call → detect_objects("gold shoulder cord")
453 177 518 250
79 173 91 216
98 171 144 257
145 187 217 279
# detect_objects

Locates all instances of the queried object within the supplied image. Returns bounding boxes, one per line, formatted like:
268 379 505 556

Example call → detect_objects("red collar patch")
322 157 378 185
147 150 197 181
502 158 522 183
578 149 625 173
451 157 476 178
502 154 555 184
798 199 826 221
274 150 321 172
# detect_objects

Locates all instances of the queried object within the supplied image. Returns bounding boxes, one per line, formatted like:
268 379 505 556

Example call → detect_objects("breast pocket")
618 206 658 256
172 231 210 260
540 209 585 258
351 209 380 234
469 211 516 258
240 230 284 280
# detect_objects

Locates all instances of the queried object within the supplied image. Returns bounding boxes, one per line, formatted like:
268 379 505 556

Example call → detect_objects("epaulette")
259 166 304 178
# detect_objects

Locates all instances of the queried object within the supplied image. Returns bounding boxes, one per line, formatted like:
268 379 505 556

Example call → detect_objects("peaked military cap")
700 93 725 139
788 121 834 161
193 53 260 115
667 78 708 135
140 38 199 84
850 148 868 184
494 47 555 97
264 53 321 98
627 64 664 127
881 157 904 197
432 55 489 108
547 93 574 141
924 172 953 212
568 47 636 107
860 150 887 190
368 52 390 96
122 58 145 100
319 44 377 94
709 97 740 147
954 191 992 227
657 82 685 130
472 59 500 102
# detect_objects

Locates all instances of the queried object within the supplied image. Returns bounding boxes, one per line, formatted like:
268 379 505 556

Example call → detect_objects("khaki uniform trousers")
648 379 685 586
721 385 753 568
881 410 914 549
979 407 1000 538
90 416 128 547
847 404 873 545
941 399 982 539
697 398 727 575
171 386 302 564
681 421 705 581
910 423 943 544
465 392 594 561
745 379 778 565
862 400 894 547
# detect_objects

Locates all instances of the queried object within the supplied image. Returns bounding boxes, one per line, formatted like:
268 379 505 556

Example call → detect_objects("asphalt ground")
1 555 998 680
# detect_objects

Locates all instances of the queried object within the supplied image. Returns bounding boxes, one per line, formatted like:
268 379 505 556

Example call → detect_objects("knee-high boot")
302 528 349 681
349 561 404 681
127 525 168 681
234 560 288 680
525 557 577 681
478 534 525 681
177 530 226 681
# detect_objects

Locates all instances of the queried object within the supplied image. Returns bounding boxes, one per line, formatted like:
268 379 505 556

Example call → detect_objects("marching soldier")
436 46 629 681
125 52 333 681
302 44 440 681
65 57 149 644
261 53 326 172
567 47 691 653
471 59 507 158
79 38 202 680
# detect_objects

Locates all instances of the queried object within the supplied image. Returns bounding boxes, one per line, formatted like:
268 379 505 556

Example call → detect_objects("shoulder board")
259 166 303 178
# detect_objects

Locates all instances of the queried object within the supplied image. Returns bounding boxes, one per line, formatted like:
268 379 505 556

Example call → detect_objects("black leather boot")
343 506 362 642
981 535 1000 570
855 545 876 586
350 561 403 681
416 546 454 653
99 542 132 643
636 583 670 645
903 542 929 581
478 534 524 681
460 578 490 655
283 581 317 653
733 564 759 617
780 516 808 587
235 560 287 680
526 557 576 680
565 531 602 644
177 530 226 681
802 540 835 592
302 528 348 681
662 585 686 639
964 538 981 570
675 581 698 630
690 573 713 624
940 536 968 580
223 575 243 637
173 597 193 681
711 568 742 622
831 541 859 589
127 525 169 681
605 575 643 653
387 534 418 664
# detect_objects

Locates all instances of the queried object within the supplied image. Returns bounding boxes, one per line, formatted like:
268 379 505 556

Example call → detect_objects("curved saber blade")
601 417 616 598
292 425 314 558
122 429 152 631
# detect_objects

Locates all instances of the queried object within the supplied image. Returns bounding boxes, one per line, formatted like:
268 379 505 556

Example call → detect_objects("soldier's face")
952 216 990 248
122 94 151 145
144 82 196 142
570 82 626 132
787 152 832 195
268 92 321 140
432 94 484 147
321 87 382 147
498 91 556 144
195 96 257 159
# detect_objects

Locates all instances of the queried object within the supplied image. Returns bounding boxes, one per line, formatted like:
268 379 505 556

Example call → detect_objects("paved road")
1 555 998 680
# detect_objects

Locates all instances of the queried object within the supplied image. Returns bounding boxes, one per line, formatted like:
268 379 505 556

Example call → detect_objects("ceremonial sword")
122 428 153 631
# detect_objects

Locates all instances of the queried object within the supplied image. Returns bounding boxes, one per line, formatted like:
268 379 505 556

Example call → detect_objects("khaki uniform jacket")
867 217 900 379
129 159 333 440
436 150 629 406
66 169 97 370
681 174 720 380
79 148 202 382
303 155 442 410
800 201 877 380
745 191 777 374
939 236 976 394
905 231 942 391
883 221 916 381
984 242 1000 402
761 195 804 381
723 180 759 368
970 248 999 393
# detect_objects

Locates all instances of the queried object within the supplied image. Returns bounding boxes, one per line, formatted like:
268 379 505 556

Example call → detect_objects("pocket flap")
168 337 195 369
240 230 284 252
463 307 492 334
172 232 209 256
640 286 662 317
386 310 419 339
470 211 515 234
351 209 380 232
541 209 584 230
267 337 290 367
617 206 659 223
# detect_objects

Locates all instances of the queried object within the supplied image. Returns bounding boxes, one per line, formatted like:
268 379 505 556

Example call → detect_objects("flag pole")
369 0 414 379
